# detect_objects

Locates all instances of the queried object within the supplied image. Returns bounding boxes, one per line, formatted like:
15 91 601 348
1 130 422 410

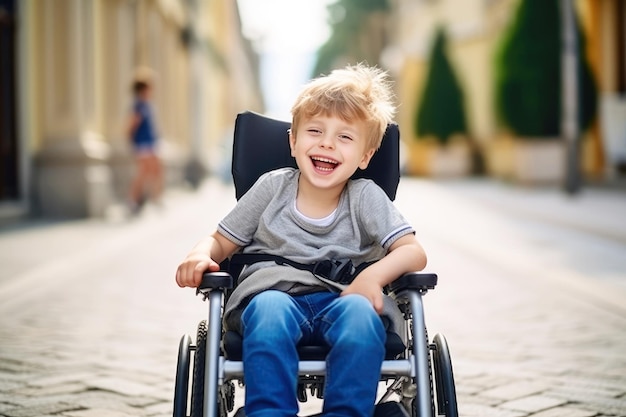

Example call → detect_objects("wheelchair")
173 111 458 417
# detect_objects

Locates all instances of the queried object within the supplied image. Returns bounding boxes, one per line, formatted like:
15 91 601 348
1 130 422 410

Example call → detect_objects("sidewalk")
440 178 626 245
0 179 235 314
396 177 626 317
0 176 625 417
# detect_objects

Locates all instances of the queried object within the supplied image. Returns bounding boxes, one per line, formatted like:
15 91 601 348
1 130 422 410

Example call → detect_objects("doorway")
0 0 19 201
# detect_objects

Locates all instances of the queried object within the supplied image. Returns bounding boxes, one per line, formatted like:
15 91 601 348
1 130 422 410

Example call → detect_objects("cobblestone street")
1 178 625 417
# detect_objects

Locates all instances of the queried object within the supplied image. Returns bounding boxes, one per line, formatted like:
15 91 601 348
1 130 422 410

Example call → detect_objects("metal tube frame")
203 290 224 417
201 288 432 417
408 290 433 417
220 358 414 380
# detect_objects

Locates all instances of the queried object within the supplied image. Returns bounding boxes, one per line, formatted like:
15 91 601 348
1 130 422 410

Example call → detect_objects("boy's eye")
307 128 322 135
339 134 353 141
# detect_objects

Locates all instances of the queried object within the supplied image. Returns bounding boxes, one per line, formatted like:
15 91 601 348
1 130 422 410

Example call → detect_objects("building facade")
0 0 263 224
384 0 625 181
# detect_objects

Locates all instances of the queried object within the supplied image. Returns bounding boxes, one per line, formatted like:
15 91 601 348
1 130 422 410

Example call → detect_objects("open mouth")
311 156 340 172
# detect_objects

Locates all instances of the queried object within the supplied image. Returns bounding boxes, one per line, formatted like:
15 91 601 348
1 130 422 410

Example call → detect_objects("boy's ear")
359 148 376 170
288 129 296 157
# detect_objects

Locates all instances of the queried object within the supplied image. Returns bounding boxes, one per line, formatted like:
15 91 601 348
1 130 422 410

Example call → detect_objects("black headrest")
231 111 400 201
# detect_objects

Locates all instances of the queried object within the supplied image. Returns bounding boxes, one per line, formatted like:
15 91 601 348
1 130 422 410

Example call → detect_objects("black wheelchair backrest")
231 111 401 201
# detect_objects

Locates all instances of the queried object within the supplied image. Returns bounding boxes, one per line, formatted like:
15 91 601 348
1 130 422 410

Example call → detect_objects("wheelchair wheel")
190 320 207 417
432 334 458 417
190 320 232 417
173 334 192 417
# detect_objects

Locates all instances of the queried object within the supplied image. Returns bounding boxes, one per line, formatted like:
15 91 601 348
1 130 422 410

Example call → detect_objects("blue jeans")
240 290 386 417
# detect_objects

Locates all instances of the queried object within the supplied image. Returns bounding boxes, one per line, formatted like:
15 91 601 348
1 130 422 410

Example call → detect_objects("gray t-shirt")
218 167 414 332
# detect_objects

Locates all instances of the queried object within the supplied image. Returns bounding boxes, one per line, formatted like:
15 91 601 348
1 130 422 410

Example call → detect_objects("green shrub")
414 27 468 145
494 0 597 138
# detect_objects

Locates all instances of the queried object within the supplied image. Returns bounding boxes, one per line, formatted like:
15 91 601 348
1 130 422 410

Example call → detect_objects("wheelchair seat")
225 111 406 361
222 328 406 361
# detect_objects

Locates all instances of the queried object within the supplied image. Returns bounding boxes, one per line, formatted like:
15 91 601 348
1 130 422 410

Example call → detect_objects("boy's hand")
175 232 240 288
341 275 384 314
340 234 427 313
175 252 220 288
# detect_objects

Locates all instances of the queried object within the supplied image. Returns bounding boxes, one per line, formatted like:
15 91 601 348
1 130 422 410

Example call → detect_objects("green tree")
494 0 597 138
414 27 468 145
312 0 390 77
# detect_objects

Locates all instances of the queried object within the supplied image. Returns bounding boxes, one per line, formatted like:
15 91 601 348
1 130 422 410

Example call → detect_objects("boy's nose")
319 134 335 149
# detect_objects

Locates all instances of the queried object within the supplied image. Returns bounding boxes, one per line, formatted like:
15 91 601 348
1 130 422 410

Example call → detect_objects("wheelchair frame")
173 271 457 417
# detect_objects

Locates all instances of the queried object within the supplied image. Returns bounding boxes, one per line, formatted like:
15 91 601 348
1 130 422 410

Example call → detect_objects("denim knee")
241 290 303 343
322 294 385 348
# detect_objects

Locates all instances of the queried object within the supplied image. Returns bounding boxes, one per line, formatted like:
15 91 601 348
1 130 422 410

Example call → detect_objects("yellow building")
385 0 625 182
0 0 262 223
583 0 626 179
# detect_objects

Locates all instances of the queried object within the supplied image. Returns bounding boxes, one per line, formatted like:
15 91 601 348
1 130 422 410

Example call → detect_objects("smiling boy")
176 64 427 417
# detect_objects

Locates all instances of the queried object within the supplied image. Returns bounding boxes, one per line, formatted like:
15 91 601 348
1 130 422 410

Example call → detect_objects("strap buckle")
312 259 355 285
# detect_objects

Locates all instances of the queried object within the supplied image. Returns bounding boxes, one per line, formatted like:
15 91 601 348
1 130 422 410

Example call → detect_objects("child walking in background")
127 76 163 213
176 64 427 417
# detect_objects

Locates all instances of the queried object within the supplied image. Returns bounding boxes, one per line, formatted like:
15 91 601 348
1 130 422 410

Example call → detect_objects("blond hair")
290 64 396 150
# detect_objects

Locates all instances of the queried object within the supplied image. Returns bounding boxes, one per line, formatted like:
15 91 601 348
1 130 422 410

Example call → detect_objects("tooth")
313 157 337 164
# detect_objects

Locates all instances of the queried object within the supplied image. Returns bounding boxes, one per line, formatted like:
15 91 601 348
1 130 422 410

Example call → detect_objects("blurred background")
0 0 624 223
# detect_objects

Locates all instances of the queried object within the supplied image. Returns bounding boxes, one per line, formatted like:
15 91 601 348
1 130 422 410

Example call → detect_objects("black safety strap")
229 253 375 285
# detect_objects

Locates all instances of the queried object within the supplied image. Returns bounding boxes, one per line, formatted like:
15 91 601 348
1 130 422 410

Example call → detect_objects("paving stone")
529 406 597 417
27 372 95 388
58 390 153 416
0 403 14 415
0 361 41 374
0 372 32 384
547 384 624 403
87 377 156 397
574 396 626 416
454 381 485 396
12 382 87 397
0 395 78 409
142 400 172 416
0 380 23 394
460 374 514 390
556 375 626 395
481 380 550 400
122 396 163 408
1 402 82 417
63 409 137 417
458 402 527 417
457 393 502 407
141 387 174 403
500 395 567 413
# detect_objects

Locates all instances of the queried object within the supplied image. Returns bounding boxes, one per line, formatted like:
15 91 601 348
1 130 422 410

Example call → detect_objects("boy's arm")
175 231 240 288
341 234 426 313
127 111 141 141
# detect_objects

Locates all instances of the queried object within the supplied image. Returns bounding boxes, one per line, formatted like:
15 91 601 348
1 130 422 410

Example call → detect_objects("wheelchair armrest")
388 272 438 294
196 272 234 295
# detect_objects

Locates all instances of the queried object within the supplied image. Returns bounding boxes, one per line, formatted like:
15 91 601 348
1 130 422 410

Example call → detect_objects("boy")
176 64 427 417
127 77 163 212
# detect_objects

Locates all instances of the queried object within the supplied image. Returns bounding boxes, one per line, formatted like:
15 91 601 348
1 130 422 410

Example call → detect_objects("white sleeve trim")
381 225 415 249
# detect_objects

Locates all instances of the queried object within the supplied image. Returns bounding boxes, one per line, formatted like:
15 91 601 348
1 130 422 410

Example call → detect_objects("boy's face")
289 115 375 192
138 85 152 100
